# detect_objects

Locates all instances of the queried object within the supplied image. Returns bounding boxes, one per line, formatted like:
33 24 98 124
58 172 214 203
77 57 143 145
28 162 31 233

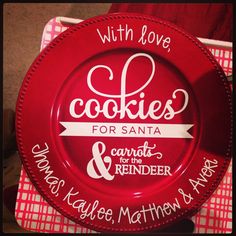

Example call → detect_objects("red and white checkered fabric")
15 17 232 233
15 168 95 233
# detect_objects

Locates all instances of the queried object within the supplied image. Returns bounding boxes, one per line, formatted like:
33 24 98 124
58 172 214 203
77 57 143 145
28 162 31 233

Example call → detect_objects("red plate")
16 13 232 232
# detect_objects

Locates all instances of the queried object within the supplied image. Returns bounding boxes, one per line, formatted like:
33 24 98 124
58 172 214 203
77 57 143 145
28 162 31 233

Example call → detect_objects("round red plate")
16 13 232 232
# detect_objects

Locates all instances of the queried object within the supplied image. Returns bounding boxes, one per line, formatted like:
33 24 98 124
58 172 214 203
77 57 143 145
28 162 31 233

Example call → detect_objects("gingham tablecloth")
15 17 233 234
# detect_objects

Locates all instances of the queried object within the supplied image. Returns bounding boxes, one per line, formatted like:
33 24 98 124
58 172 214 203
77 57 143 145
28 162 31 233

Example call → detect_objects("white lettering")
32 143 65 196
118 198 180 224
69 53 189 120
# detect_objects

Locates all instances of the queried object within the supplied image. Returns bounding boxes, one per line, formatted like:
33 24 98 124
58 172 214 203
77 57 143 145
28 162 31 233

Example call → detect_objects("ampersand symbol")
87 141 114 181
178 188 193 205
